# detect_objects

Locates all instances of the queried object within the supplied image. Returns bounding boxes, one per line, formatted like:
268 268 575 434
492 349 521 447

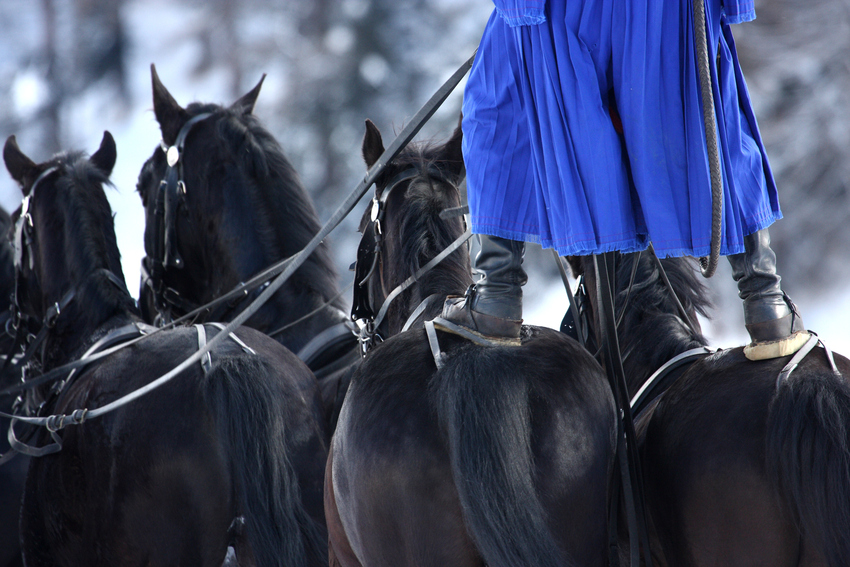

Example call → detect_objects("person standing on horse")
433 0 810 361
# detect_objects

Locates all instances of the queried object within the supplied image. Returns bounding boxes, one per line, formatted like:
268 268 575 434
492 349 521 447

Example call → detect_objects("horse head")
3 132 135 369
136 66 344 352
352 118 472 341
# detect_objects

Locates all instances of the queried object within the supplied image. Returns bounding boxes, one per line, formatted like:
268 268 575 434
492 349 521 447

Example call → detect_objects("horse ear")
3 135 39 191
230 74 266 115
151 64 189 146
362 119 385 169
90 131 117 177
440 114 465 178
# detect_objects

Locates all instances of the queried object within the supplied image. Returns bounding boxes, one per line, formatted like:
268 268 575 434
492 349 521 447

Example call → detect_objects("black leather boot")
727 228 809 360
432 234 526 345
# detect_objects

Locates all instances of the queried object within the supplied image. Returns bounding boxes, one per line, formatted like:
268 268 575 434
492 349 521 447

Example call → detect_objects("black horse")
569 252 850 566
0 205 27 567
324 121 618 567
136 66 358 427
3 133 328 567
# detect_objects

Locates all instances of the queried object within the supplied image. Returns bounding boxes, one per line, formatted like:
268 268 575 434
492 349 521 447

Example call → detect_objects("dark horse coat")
325 121 618 567
135 67 359 433
0 205 27 567
572 252 850 567
3 133 328 567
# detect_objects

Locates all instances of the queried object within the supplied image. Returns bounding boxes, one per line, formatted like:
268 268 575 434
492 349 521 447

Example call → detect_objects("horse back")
329 326 616 567
638 347 850 566
21 325 327 567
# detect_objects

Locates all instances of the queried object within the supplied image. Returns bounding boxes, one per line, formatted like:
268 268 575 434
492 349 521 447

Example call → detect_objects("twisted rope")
693 0 723 277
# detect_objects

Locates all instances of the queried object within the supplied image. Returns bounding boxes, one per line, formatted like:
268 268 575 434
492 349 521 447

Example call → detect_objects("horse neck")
619 312 707 397
40 268 138 370
597 254 710 397
184 134 345 350
38 192 137 368
384 251 472 337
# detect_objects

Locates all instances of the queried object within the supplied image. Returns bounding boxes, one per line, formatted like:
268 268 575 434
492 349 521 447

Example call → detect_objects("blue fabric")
493 0 546 27
462 0 779 258
722 0 756 24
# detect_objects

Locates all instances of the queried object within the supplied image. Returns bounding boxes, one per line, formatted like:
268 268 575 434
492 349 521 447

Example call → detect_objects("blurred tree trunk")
73 0 128 101
41 0 60 154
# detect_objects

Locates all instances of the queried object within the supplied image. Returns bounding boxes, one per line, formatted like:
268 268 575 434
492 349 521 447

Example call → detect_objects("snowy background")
0 0 848 352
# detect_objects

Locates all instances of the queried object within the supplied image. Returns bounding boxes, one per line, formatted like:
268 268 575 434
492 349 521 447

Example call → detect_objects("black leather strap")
594 253 653 567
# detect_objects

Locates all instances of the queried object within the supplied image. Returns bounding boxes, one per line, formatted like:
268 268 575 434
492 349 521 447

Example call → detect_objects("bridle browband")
144 112 212 322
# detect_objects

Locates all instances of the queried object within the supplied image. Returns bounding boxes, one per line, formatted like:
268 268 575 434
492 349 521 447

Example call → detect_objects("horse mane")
378 143 472 332
573 252 711 391
38 152 137 353
185 102 342 307
0 206 14 309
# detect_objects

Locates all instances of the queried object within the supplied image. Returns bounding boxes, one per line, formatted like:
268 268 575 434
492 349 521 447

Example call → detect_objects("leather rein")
0 51 477 455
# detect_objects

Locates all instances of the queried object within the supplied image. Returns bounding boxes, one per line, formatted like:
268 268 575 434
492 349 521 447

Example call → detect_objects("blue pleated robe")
463 0 780 257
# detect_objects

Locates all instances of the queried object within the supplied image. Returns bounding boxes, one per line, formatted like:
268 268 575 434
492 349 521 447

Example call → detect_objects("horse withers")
569 252 850 566
135 66 359 432
3 133 328 567
325 120 618 567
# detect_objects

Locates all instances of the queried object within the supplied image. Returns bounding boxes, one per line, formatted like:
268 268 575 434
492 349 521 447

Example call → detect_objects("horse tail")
766 362 850 566
435 349 574 567
204 355 327 567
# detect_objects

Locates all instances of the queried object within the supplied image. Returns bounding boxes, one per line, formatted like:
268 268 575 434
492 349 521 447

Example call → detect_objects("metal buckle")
45 302 61 328
356 319 383 357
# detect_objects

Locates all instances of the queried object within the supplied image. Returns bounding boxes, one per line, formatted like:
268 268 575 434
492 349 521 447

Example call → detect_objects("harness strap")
0 324 152 398
2 322 151 459
552 251 587 348
775 334 840 389
196 324 213 374
648 245 700 336
6 288 76 379
296 320 356 368
197 323 260 375
594 253 653 567
630 346 714 417
401 294 445 333
424 320 446 370
438 204 469 220
367 228 472 345
208 323 256 355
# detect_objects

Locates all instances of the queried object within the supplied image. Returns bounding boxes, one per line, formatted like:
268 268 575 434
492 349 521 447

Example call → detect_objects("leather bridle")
143 112 212 323
4 165 132 413
350 165 471 354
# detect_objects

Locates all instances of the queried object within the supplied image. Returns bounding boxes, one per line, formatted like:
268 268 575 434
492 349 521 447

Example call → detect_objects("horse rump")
433 326 615 567
203 353 328 567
